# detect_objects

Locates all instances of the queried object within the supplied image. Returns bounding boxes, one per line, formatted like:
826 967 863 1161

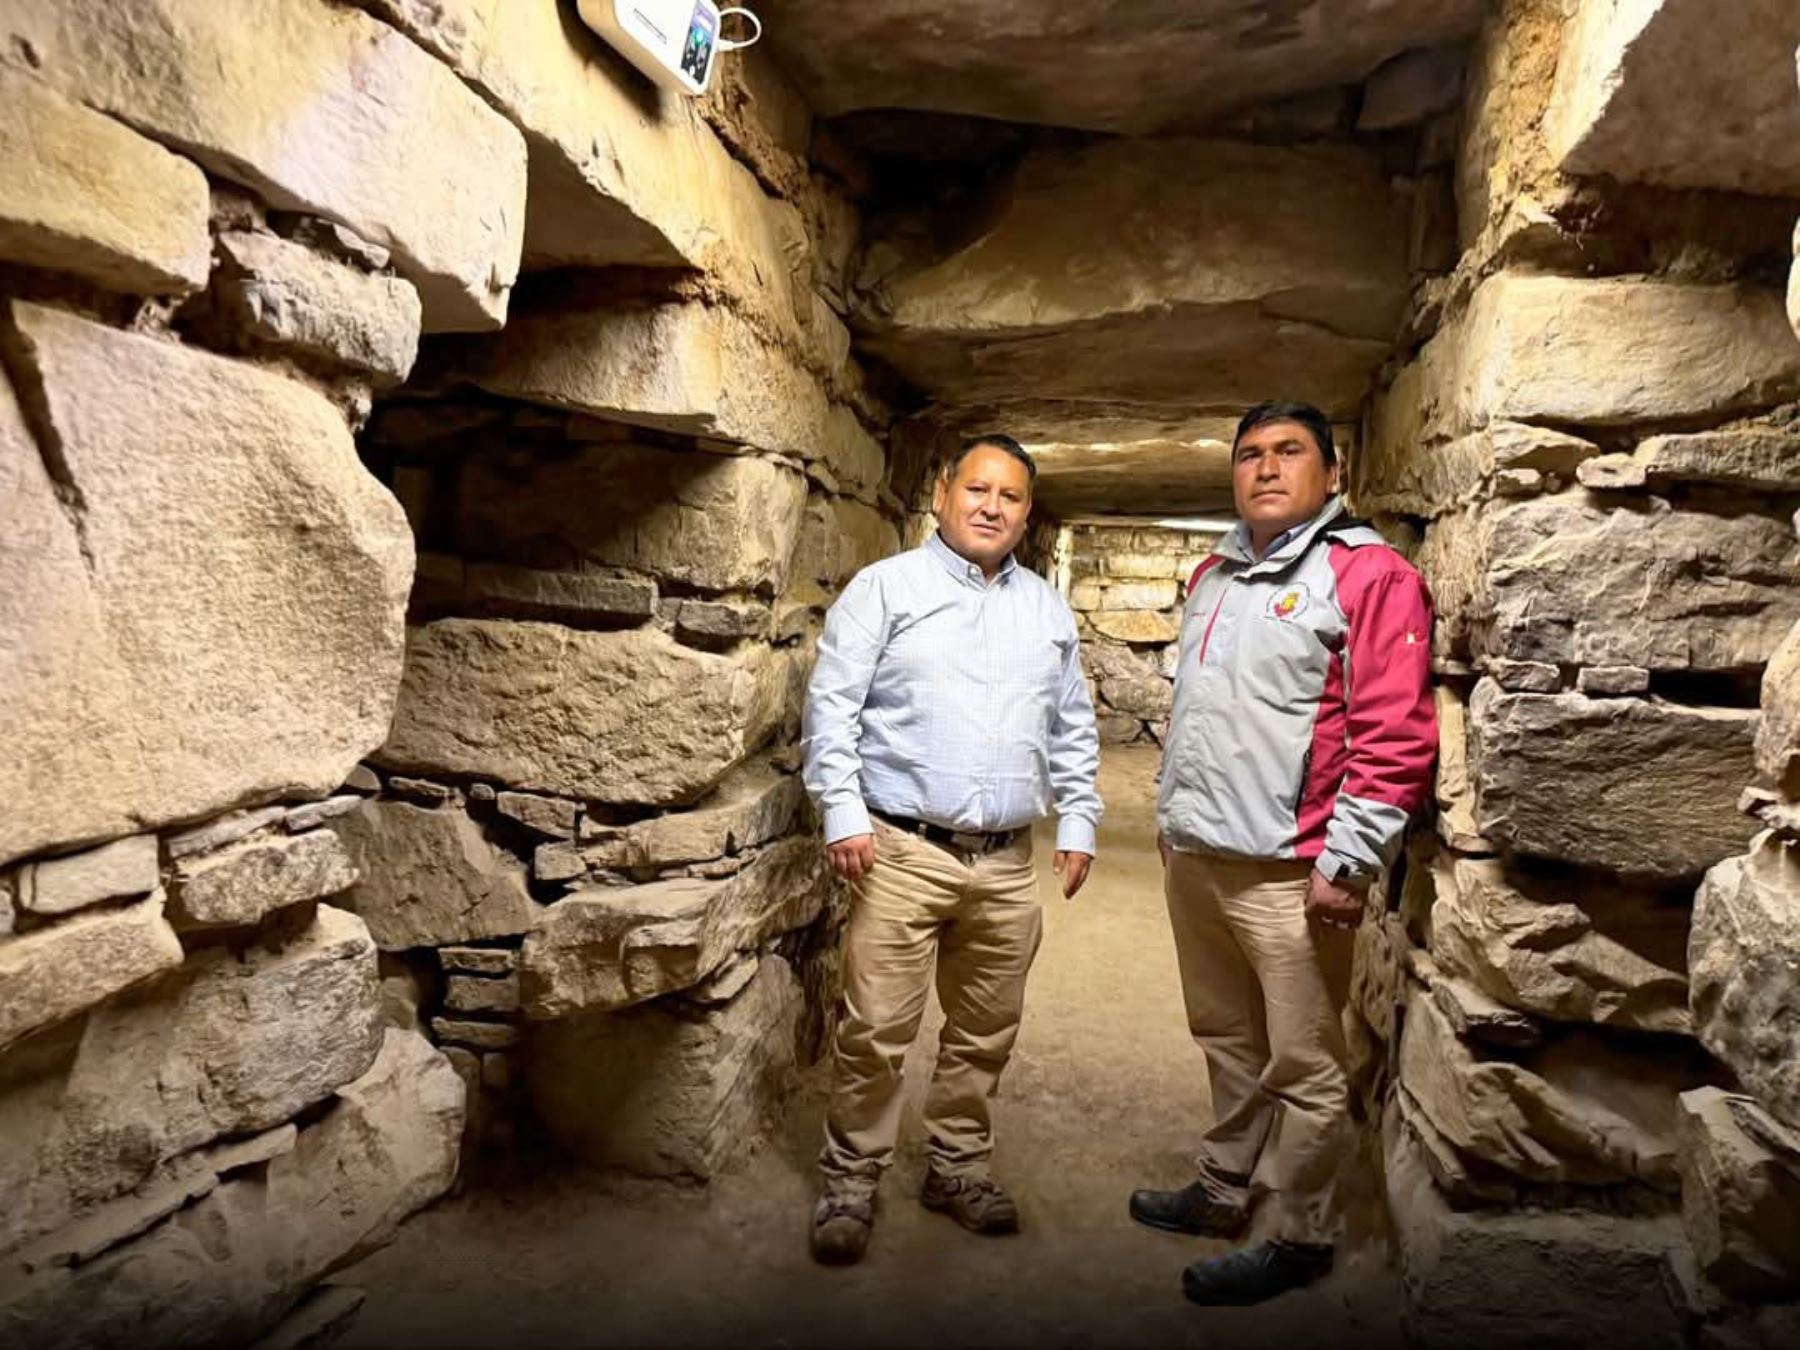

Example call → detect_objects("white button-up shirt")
802 532 1102 854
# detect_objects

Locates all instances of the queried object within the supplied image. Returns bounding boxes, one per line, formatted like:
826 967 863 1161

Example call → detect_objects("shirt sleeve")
801 569 888 844
1048 618 1103 854
1318 566 1437 881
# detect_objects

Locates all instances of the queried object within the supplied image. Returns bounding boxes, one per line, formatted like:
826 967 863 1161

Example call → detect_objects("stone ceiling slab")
856 139 1409 421
1547 0 1800 198
757 0 1484 134
1029 435 1237 518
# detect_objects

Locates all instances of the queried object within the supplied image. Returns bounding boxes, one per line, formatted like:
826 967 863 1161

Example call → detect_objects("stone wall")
0 0 900 1340
1064 523 1222 746
1352 2 1800 1344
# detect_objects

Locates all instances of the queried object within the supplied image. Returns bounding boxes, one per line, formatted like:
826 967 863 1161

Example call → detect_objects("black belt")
870 810 1020 855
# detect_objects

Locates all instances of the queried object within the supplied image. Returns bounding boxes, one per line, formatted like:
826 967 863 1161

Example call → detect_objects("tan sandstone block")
0 301 413 869
458 442 807 594
0 69 209 294
0 893 184 1054
1089 610 1179 645
580 753 803 870
1756 618 1800 796
4 0 526 329
1675 1086 1800 1300
783 493 902 608
18 835 159 917
381 620 784 806
169 828 358 930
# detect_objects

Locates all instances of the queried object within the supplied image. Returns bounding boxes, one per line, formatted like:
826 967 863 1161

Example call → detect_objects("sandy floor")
340 747 1404 1350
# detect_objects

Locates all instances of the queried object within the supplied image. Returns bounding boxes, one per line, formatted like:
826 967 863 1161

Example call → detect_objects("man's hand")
1053 850 1093 899
827 833 876 883
1306 868 1367 931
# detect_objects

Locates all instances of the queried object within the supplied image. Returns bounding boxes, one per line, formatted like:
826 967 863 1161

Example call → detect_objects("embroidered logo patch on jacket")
1265 583 1311 621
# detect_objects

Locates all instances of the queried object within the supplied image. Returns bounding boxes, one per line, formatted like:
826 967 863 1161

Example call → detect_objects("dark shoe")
921 1171 1021 1235
1129 1179 1248 1238
811 1188 874 1266
1181 1240 1334 1307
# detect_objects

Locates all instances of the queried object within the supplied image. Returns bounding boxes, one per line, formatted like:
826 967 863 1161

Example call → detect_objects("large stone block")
1546 0 1800 197
1691 834 1800 1132
1676 1086 1800 1300
520 835 827 1016
2 0 526 330
0 894 184 1054
0 302 413 869
213 231 422 385
1583 429 1800 496
0 1028 461 1350
1398 988 1704 1190
0 69 209 295
1418 498 1800 672
461 299 884 499
1386 1111 1688 1350
457 442 807 594
1431 857 1690 1035
17 835 159 918
0 905 382 1258
580 754 803 870
856 139 1408 420
756 0 1483 134
1373 275 1800 462
380 620 784 806
327 799 538 952
1469 682 1757 879
526 954 801 1178
783 494 902 609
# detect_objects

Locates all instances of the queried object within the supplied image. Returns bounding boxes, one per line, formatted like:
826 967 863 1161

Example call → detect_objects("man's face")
1231 419 1339 542
932 444 1033 572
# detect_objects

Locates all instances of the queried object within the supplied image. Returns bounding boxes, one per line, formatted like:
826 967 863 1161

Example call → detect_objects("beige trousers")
1164 850 1356 1245
819 819 1042 1188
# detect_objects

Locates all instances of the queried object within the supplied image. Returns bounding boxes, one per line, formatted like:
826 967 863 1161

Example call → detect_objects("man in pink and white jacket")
1131 400 1436 1308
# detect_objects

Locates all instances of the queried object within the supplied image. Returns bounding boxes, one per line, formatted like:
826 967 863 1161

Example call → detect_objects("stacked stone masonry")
1353 3 1800 1345
0 0 888 1342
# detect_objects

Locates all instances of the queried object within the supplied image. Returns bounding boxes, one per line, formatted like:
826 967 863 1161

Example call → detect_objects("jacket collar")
1217 496 1346 572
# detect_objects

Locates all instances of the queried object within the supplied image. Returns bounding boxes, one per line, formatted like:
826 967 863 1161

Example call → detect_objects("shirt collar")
926 529 1017 588
1219 495 1346 567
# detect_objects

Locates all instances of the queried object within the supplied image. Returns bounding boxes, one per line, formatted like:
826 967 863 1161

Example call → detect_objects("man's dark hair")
1232 400 1336 467
947 433 1037 485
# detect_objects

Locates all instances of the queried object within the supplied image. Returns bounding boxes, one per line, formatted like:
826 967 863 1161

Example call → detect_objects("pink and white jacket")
1156 497 1437 882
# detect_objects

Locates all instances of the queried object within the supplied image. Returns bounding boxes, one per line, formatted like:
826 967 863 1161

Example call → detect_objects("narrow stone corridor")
336 747 1402 1349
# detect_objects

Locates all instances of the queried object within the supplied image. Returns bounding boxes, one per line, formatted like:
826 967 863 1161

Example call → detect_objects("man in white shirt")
801 434 1102 1265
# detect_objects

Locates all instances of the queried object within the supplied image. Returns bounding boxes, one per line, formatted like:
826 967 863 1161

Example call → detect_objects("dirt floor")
340 746 1406 1350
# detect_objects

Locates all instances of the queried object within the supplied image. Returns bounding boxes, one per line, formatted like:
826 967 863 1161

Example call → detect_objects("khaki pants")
1164 850 1355 1245
819 819 1042 1188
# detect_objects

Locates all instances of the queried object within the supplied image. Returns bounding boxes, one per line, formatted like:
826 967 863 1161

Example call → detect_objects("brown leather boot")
811 1187 875 1265
921 1171 1021 1235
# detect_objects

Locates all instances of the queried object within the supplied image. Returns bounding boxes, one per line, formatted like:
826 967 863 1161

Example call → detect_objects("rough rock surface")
381 621 784 806
581 755 803 870
1690 834 1800 1132
0 906 382 1257
520 836 827 1016
1353 421 1599 520
857 140 1408 422
0 302 413 869
1676 1086 1800 1300
17 835 159 917
0 893 184 1054
784 495 902 609
1386 1113 1688 1350
1755 618 1800 795
0 1028 461 1350
170 829 357 930
527 954 801 1178
1469 683 1757 879
757 0 1484 134
1374 275 1800 460
0 68 209 294
1431 857 1691 1035
1399 989 1702 1190
457 442 807 594
329 800 538 952
1546 0 1800 196
1418 499 1800 672
1 0 526 329
1582 430 1800 496
213 231 422 384
462 300 883 499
